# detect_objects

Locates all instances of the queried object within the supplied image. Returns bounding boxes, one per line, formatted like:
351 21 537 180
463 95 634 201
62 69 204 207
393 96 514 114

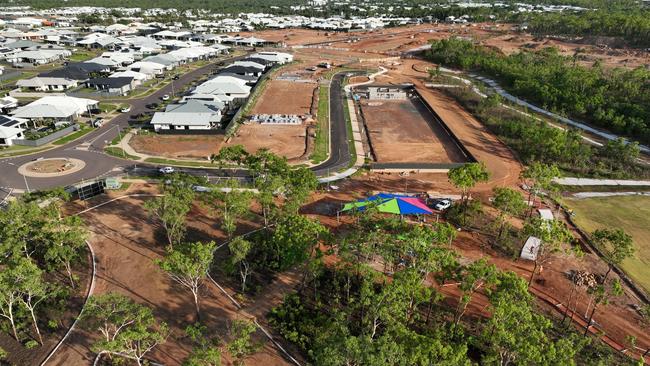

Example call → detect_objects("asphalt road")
0 66 354 196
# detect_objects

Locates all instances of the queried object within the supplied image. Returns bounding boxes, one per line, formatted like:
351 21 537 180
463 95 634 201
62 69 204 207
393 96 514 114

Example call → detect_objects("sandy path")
48 191 290 366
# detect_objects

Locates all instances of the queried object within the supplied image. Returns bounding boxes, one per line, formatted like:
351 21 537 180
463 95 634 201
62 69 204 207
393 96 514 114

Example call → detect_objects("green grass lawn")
144 157 216 167
52 126 93 145
564 196 650 293
310 85 330 163
105 147 140 160
69 50 99 62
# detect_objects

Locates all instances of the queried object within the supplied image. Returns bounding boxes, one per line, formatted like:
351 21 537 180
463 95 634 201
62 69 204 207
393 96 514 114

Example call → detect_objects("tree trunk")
65 261 76 288
584 304 598 336
28 305 43 344
561 283 577 325
9 313 18 341
193 290 201 322
602 266 612 284
528 261 538 288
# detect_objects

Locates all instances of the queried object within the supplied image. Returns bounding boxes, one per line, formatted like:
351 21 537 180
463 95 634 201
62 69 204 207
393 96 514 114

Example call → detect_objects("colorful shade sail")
342 193 433 215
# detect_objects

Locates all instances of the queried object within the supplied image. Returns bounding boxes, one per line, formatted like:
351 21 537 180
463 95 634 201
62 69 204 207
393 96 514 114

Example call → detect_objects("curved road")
0 67 354 195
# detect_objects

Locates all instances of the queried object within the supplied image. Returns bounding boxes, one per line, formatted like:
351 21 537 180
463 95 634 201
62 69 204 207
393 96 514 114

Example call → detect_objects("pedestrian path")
555 177 650 186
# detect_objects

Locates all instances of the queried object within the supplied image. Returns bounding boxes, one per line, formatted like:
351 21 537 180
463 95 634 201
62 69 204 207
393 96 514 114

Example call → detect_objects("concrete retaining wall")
14 124 77 147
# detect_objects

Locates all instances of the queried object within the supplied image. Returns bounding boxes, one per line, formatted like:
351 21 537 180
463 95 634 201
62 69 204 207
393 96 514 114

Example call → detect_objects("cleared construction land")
251 79 316 115
359 97 468 164
130 126 308 162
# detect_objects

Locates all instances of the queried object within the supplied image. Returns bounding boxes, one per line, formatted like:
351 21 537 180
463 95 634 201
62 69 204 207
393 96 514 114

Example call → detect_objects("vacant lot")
233 124 308 161
130 134 225 160
251 80 317 116
564 195 650 294
360 97 468 164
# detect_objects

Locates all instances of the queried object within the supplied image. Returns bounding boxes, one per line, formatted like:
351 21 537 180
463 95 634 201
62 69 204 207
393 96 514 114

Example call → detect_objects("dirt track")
49 187 291 366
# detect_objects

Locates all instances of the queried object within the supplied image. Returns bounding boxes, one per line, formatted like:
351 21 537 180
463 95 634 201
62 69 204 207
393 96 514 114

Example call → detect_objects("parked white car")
433 199 452 211
159 166 175 174
161 94 170 101
120 106 131 113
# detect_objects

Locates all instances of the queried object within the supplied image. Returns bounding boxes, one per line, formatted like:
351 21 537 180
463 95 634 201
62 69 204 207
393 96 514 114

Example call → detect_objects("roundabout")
18 158 86 178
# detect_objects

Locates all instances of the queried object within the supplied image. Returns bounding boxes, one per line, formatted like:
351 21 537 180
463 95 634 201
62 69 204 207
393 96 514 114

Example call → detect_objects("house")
17 77 78 91
0 96 19 113
40 62 110 81
250 51 293 64
219 65 263 78
143 53 181 68
109 70 149 85
151 99 225 131
78 34 120 49
11 96 98 122
232 60 266 71
193 77 251 102
127 61 166 76
0 115 28 146
85 77 135 96
6 49 71 65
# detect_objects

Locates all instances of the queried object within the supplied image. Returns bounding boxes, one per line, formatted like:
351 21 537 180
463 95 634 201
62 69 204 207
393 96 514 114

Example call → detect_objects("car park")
158 166 175 174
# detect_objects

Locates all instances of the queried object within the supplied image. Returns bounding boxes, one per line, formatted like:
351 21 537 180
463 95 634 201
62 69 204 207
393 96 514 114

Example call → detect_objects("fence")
157 128 224 135
13 124 78 147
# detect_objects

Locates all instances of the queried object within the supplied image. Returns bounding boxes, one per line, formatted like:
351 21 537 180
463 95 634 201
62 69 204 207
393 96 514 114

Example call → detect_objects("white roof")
233 61 265 70
0 125 23 139
17 77 76 88
109 70 148 80
521 236 541 261
538 208 554 221
11 96 97 119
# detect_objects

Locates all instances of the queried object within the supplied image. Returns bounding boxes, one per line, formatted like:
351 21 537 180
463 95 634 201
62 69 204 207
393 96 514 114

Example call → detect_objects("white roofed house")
10 95 98 123
193 77 251 104
232 60 266 71
151 99 223 132
127 61 167 76
17 77 78 91
250 51 293 64
143 53 181 68
6 49 72 65
109 70 149 85
0 115 28 146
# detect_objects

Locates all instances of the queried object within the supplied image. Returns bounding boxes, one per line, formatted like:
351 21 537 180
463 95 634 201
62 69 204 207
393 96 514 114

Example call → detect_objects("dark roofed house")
220 65 262 77
40 62 110 81
85 77 135 96
244 57 274 66
216 72 258 86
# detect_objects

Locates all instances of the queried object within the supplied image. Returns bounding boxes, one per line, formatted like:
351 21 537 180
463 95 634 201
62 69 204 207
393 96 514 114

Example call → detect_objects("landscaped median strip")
317 67 387 184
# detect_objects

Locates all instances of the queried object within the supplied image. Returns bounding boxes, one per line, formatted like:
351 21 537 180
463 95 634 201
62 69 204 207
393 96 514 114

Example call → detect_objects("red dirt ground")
359 98 468 164
230 124 308 161
250 80 317 116
49 185 294 366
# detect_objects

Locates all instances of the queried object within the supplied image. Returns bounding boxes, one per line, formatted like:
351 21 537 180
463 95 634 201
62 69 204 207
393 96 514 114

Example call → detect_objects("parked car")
192 185 211 193
146 103 159 109
172 75 180 80
433 199 452 211
161 94 170 101
120 106 131 113
92 118 104 127
159 166 175 174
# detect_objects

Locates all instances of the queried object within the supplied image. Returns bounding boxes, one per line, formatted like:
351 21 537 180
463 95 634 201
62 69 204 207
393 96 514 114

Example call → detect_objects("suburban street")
0 60 354 197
